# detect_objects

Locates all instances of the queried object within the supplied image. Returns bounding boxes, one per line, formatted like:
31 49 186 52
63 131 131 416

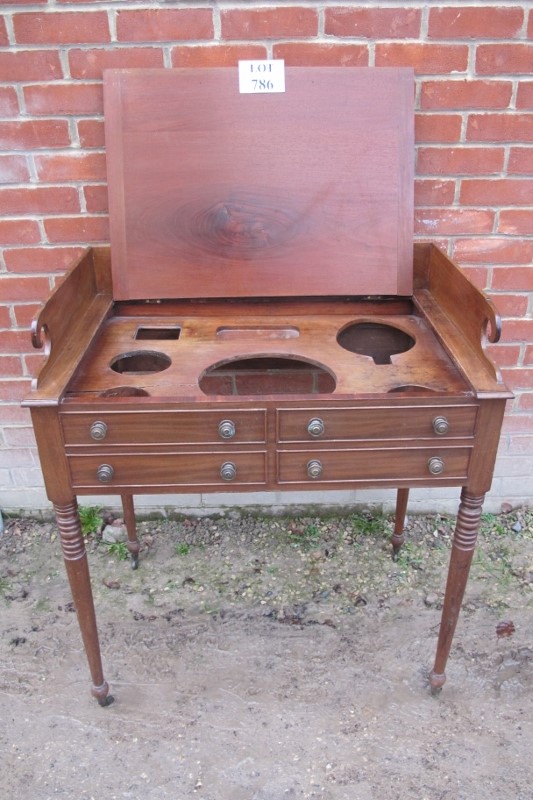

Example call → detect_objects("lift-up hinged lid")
104 67 414 301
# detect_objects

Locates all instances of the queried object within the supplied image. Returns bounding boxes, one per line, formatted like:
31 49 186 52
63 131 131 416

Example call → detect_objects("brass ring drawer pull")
90 421 108 441
432 416 450 435
218 420 236 439
307 418 325 437
220 461 237 481
97 464 114 483
428 457 444 475
307 459 323 479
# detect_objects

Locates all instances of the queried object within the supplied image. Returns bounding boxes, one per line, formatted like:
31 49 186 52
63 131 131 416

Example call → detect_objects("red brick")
376 43 468 74
0 87 19 117
0 306 11 328
485 344 521 368
69 47 164 80
0 446 35 467
0 331 38 355
517 82 533 110
171 44 267 68
461 179 533 206
525 346 533 366
35 153 106 183
2 426 37 446
414 208 494 236
428 7 523 39
501 368 533 390
477 45 533 75
325 7 420 38
4 246 84 273
13 11 109 44
515 394 533 412
0 219 41 245
0 405 33 426
467 114 533 143
0 120 70 150
415 114 462 143
117 9 213 42
0 50 62 81
44 215 109 243
0 276 50 303
499 210 533 235
0 380 32 403
77 119 105 148
502 413 533 434
25 353 47 377
508 148 533 174
221 7 317 39
0 155 30 184
273 42 368 67
24 83 103 116
488 293 529 317
417 147 504 176
460 266 490 289
84 184 108 213
0 357 24 378
0 186 79 215
491 267 533 292
0 15 8 45
420 79 512 111
453 238 533 265
13 303 43 329
414 179 455 206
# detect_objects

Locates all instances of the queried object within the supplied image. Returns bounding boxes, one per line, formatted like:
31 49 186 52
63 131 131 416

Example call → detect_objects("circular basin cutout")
100 386 151 398
200 355 336 396
337 322 414 365
110 351 171 375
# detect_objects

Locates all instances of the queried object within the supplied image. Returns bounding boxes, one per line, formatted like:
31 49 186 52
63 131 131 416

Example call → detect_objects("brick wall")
1 2 532 515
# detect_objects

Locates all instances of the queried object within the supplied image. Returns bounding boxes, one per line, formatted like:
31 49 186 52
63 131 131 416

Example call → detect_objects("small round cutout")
110 351 171 375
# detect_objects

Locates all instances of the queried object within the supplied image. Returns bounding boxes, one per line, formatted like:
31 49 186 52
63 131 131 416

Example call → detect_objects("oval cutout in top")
199 355 336 396
337 322 415 365
110 350 171 375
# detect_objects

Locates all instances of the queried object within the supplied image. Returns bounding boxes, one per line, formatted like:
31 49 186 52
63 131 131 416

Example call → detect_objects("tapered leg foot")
391 488 409 558
54 500 112 705
91 681 114 707
430 489 484 694
429 671 446 695
121 493 140 569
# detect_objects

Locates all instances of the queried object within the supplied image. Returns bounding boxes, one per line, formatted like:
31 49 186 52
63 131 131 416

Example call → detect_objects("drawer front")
68 451 266 489
61 410 266 446
277 447 471 484
277 405 477 442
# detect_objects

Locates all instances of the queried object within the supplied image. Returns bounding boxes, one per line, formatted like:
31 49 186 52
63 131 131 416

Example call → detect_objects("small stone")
512 521 522 533
424 593 439 608
500 502 513 514
101 524 127 544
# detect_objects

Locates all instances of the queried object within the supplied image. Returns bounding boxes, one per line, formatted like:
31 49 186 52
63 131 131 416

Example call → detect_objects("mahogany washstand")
24 68 511 705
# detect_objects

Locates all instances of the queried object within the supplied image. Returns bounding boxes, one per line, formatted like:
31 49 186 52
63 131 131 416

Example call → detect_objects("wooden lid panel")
104 67 414 300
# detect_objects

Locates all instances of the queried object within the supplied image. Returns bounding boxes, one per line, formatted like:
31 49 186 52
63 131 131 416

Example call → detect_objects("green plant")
351 511 386 538
175 542 190 556
79 505 103 537
105 541 129 561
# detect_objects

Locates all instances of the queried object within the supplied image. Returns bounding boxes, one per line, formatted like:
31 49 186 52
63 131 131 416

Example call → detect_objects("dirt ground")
1 506 532 800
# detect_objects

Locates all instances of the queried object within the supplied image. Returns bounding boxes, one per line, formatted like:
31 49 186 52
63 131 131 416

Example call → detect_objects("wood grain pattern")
104 67 414 300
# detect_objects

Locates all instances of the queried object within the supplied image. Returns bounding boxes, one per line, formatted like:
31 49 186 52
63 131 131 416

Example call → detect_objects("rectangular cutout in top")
135 327 181 340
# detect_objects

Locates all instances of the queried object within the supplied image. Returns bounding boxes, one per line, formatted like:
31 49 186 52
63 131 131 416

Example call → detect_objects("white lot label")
238 60 286 94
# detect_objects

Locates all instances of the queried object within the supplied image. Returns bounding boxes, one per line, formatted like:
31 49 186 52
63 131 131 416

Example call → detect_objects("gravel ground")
1 506 532 799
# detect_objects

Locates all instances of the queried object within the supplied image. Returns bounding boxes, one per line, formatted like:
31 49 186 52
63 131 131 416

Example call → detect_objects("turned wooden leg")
121 493 140 569
429 489 484 695
391 487 409 557
54 500 113 707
